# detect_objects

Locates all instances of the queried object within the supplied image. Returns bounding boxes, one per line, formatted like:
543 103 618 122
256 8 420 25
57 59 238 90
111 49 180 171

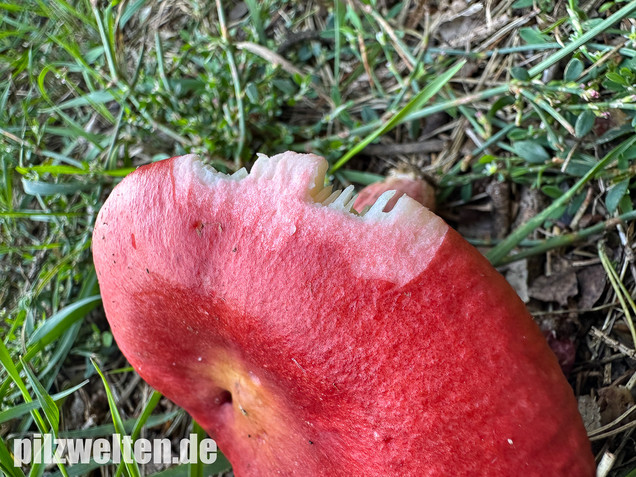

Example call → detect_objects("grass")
2 0 636 475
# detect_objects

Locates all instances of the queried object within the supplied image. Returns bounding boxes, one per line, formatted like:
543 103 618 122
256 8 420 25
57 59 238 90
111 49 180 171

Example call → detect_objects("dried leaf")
597 385 634 425
529 261 578 306
577 265 607 309
505 260 529 303
578 395 601 433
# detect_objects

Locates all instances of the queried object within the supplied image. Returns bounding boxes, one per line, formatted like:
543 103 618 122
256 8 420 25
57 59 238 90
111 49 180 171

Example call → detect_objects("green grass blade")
119 0 146 28
17 164 135 177
0 380 88 425
494 211 636 265
188 421 206 477
131 390 162 439
91 359 141 477
330 60 466 173
59 411 181 439
336 169 384 186
91 4 118 81
216 0 245 168
0 340 47 433
0 436 26 477
20 358 59 436
21 179 95 196
24 295 101 361
526 1 636 78
19 364 69 477
599 242 636 348
244 0 265 44
40 89 116 113
113 390 164 477
487 134 636 265
49 460 103 477
149 456 232 477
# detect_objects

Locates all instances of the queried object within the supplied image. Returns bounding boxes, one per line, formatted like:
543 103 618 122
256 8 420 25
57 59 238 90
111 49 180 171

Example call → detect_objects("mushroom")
353 171 436 213
93 152 595 476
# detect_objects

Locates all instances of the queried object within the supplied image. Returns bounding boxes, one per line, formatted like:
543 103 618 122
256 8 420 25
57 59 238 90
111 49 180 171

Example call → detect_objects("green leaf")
512 0 534 7
575 110 596 138
606 72 627 85
564 58 584 82
513 141 551 163
606 179 629 213
541 185 564 199
519 27 550 45
510 67 530 81
619 194 633 214
598 2 615 14
487 96 515 120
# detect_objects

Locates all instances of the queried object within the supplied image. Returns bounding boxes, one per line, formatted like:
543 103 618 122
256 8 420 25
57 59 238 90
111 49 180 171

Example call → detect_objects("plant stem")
487 134 636 265
495 211 636 265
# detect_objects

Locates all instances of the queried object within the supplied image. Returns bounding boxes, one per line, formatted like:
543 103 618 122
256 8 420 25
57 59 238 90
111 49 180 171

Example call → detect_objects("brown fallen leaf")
577 264 607 310
504 259 529 303
597 385 634 426
578 395 601 434
529 258 578 306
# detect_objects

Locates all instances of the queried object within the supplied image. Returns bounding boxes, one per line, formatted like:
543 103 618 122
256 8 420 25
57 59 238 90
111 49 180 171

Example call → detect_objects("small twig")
560 141 579 174
526 2 636 78
589 421 636 441
579 41 626 80
616 222 636 283
595 452 616 476
236 42 332 105
589 406 636 438
358 2 416 71
357 30 373 91
590 326 636 359
569 186 592 230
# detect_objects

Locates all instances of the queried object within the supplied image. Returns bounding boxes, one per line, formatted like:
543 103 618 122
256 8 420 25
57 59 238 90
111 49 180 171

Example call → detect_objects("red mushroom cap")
353 174 435 213
93 152 595 476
